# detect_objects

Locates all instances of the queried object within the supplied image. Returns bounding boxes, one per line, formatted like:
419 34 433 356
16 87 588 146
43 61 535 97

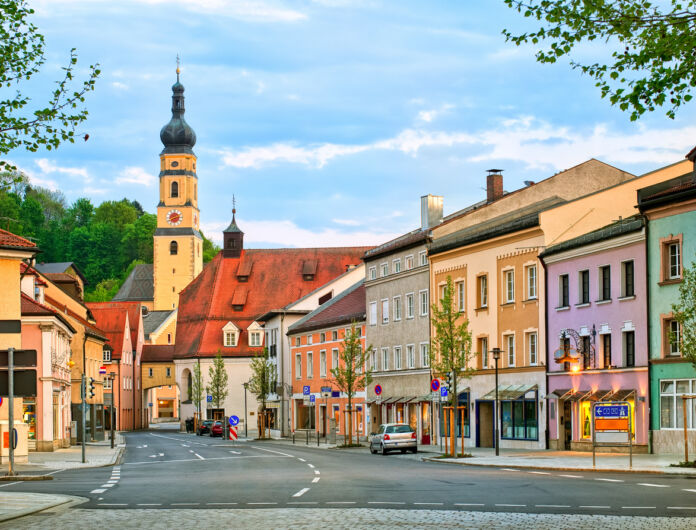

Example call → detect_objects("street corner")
0 492 88 525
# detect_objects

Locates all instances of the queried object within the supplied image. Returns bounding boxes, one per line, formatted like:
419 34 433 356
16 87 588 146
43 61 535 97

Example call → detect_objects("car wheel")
411 447 418 454
401 449 406 454
369 443 376 454
380 444 387 455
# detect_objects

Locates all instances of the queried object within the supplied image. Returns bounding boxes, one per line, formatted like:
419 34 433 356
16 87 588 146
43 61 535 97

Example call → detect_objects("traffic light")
88 377 96 399
446 371 454 390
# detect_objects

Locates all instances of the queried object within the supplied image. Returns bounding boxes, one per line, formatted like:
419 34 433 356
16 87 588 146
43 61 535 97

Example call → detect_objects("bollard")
317 430 319 447
306 429 309 445
293 431 295 444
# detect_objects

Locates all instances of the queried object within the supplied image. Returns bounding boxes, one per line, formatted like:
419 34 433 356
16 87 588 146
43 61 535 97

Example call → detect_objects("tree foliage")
0 1 100 165
206 353 229 409
190 361 204 415
330 322 373 445
672 260 696 368
429 276 475 408
503 0 696 120
248 347 277 412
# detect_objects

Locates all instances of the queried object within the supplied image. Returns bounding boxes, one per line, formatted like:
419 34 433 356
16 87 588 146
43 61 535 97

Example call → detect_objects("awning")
382 397 401 404
546 388 572 399
586 389 613 402
481 384 538 401
567 389 592 402
608 389 636 401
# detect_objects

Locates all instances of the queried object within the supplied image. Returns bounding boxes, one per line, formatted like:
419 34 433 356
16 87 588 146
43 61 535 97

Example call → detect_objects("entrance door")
476 401 494 448
563 401 572 450
320 405 327 436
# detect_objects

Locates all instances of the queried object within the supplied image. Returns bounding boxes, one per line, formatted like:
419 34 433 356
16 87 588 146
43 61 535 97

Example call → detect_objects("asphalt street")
3 428 696 522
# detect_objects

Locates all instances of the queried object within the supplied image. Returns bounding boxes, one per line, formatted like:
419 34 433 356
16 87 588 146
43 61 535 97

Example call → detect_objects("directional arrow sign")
229 415 240 426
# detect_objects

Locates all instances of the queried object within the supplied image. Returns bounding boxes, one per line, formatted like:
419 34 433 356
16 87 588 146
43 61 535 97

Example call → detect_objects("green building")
638 163 696 455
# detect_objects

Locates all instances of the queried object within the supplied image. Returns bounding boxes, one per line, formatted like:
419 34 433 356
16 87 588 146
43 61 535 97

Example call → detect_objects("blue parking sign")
206 395 212 402
310 395 316 403
440 387 448 398
303 385 310 395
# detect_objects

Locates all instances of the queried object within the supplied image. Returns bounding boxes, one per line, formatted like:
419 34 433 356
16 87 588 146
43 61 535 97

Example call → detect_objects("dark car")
210 421 223 437
197 420 214 436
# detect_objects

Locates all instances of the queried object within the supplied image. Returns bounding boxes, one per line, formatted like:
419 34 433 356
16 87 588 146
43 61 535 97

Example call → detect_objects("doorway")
476 401 494 448
562 401 572 450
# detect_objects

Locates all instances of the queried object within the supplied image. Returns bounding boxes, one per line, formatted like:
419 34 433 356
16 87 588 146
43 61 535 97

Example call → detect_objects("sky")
8 0 696 248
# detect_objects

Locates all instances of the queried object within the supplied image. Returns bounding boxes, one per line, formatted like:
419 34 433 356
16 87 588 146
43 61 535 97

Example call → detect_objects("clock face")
193 213 198 227
167 209 182 226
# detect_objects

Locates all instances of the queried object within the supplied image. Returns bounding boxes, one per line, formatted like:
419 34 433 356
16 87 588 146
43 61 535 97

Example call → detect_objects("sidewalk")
424 447 696 475
0 492 85 523
0 433 125 474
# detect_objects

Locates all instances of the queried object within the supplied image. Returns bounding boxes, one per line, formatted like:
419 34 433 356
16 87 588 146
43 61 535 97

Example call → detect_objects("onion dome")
160 67 196 154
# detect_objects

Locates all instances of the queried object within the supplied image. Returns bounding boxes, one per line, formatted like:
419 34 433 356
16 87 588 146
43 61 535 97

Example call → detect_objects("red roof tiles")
21 293 76 332
87 301 142 352
175 247 371 358
142 344 176 363
86 303 136 359
0 228 36 249
289 282 365 335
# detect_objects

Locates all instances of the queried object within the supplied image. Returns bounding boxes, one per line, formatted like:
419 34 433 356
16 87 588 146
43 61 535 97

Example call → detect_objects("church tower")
153 65 203 311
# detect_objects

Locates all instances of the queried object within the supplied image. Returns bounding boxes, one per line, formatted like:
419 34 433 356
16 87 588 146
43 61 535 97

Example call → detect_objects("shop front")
547 369 649 452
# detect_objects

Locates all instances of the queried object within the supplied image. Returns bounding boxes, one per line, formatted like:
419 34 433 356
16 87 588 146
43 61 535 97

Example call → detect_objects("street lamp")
491 347 501 457
109 373 116 449
243 382 249 439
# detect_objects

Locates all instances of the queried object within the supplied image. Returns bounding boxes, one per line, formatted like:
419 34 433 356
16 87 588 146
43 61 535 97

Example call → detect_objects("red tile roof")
43 272 80 284
86 304 132 359
87 301 142 353
289 281 365 335
0 228 36 249
175 247 371 358
43 293 107 341
21 293 76 332
142 344 176 363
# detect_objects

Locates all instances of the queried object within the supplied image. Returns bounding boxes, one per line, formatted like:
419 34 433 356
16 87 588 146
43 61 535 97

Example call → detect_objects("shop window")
501 396 537 440
660 379 695 429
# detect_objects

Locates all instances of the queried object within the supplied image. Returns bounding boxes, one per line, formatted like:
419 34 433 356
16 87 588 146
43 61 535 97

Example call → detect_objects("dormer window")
103 347 112 363
247 321 264 347
222 322 240 347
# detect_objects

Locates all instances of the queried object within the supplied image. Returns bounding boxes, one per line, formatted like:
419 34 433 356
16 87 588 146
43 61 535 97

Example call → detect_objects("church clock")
167 209 183 226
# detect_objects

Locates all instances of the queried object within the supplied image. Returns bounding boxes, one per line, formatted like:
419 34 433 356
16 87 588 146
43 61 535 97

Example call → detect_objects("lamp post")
243 382 249 439
109 373 116 449
491 347 501 457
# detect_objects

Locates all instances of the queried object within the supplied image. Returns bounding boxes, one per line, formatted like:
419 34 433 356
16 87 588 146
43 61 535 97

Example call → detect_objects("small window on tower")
170 241 178 255
171 181 179 198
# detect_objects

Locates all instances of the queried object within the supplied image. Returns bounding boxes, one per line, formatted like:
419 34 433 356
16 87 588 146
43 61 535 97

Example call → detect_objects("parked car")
210 421 223 437
369 423 417 455
197 420 214 436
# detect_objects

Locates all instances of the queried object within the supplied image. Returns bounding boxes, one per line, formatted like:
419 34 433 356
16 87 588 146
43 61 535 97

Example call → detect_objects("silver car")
369 423 417 455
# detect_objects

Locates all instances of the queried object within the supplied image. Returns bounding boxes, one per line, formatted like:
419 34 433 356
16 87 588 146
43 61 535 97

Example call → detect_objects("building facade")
541 217 649 452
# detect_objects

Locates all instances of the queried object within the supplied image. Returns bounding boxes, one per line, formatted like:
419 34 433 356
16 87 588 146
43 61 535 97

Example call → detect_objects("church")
125 68 371 433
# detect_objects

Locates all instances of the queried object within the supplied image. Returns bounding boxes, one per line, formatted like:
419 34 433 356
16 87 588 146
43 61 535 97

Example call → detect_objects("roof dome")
160 72 196 154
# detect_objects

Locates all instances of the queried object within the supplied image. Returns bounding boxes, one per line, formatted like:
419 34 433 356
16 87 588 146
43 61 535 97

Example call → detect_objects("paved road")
3 429 696 527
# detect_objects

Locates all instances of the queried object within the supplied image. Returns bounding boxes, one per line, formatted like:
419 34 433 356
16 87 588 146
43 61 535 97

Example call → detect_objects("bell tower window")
171 181 179 198
170 241 178 255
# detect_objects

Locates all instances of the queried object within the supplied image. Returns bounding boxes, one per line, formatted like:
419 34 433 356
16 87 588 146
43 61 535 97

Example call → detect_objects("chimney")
486 169 504 203
421 194 443 231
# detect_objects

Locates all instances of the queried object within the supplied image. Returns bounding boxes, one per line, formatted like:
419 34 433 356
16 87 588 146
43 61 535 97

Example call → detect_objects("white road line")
307 464 315 469
667 507 696 510
293 488 310 497
314 470 320 475
250 446 294 457
194 453 205 460
206 503 238 506
529 471 550 475
98 504 127 506
501 468 519 472
91 489 107 494
298 458 306 462
580 506 610 509
229 450 241 454
149 432 206 446
137 503 162 506
454 503 484 506
100 484 114 488
559 474 583 478
43 469 66 476
495 504 526 507
638 483 669 488
325 502 355 504
622 506 656 509
0 482 20 488
171 503 199 506
536 505 570 508
368 502 406 505
189 450 194 453
595 478 623 482
288 502 317 505
247 502 278 505
684 489 696 493
312 477 320 483
124 455 288 466
413 502 443 506
108 480 118 483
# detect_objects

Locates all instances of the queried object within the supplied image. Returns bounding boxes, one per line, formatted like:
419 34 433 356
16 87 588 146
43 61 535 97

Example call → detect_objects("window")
369 302 377 326
420 343 430 367
369 266 377 280
666 241 682 280
526 265 537 299
393 296 402 321
599 265 611 301
419 250 427 266
419 290 429 316
504 270 515 303
249 331 262 347
622 260 635 297
456 281 465 312
370 349 377 371
307 352 313 378
406 344 415 369
582 336 591 370
381 347 389 371
171 181 179 198
332 330 338 341
320 332 326 343
561 336 571 372
104 378 112 390
148 368 153 377
477 275 488 308
320 350 327 377
380 263 389 277
381 299 389 324
405 255 414 270
660 379 696 429
579 270 590 304
295 337 301 347
501 395 538 440
166 367 171 377
602 334 612 368
332 348 339 370
318 292 332 305
624 331 635 367
479 337 488 369
528 333 537 365
170 241 178 255
123 378 127 390
295 354 301 379
167 333 172 345
406 293 414 319
307 334 313 345
506 335 515 367
224 331 237 347
559 274 569 307
393 259 401 273
668 319 681 356
103 348 111 362
394 346 402 370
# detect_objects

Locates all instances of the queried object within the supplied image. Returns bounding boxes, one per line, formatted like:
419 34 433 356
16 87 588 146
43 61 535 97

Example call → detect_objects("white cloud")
202 219 397 248
417 103 455 123
332 218 361 226
116 166 157 186
35 158 90 180
219 117 696 172
112 81 129 91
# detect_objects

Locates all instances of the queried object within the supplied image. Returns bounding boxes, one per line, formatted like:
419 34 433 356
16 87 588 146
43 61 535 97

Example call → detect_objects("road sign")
321 386 331 397
440 387 448 398
206 395 212 403
374 384 382 395
229 425 238 441
0 396 3 406
431 379 440 392
99 366 106 375
593 402 630 443
309 395 316 403
229 415 240 426
303 385 310 395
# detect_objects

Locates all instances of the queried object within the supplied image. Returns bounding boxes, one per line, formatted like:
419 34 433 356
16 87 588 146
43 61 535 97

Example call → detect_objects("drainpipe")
540 253 550 451
643 218 652 454
280 312 286 437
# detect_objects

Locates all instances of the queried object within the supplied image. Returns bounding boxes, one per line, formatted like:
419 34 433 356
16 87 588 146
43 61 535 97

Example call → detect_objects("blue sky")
10 0 696 247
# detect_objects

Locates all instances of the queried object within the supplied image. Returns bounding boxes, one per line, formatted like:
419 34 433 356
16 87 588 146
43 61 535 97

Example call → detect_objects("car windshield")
386 425 412 434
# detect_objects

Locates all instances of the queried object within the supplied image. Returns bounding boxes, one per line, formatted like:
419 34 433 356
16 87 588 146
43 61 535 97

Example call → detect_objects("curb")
420 457 696 475
0 494 87 524
0 475 53 481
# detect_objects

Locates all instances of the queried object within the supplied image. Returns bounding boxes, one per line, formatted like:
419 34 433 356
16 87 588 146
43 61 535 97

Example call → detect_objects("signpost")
229 415 240 426
303 385 310 396
309 395 316 403
374 384 382 396
431 379 440 392
321 386 331 398
440 387 448 399
592 401 632 468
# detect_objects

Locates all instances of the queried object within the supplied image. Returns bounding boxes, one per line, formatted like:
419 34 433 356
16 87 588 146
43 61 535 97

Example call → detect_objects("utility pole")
7 347 15 476
243 382 248 439
81 374 86 463
110 373 116 449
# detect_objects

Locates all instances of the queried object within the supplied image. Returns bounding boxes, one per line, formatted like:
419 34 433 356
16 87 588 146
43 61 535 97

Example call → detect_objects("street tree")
206 353 229 409
248 347 276 439
503 0 696 120
0 1 100 165
672 261 696 368
330 322 373 446
190 361 204 416
429 276 475 441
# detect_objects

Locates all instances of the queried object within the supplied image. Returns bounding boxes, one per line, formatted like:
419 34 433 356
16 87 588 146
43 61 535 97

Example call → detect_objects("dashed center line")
293 488 310 498
501 468 519 472
454 503 484 506
536 505 570 508
247 502 278 505
580 506 610 509
667 507 696 510
622 506 656 510
413 502 443 506
194 453 205 460
529 471 550 475
559 474 583 478
495 504 526 507
368 502 405 505
314 470 320 475
298 458 306 462
137 503 161 506
684 489 696 493
638 483 669 488
307 464 315 469
90 489 106 494
206 502 237 506
326 501 355 504
171 503 199 506
98 504 127 506
312 477 320 483
595 478 623 482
